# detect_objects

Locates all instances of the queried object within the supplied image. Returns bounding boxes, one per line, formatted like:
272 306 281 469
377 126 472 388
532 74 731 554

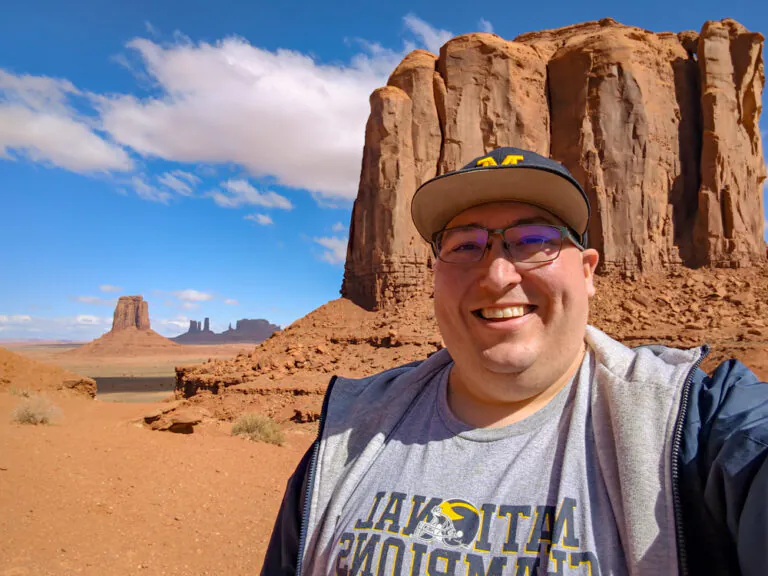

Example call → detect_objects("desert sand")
0 390 313 576
4 341 256 378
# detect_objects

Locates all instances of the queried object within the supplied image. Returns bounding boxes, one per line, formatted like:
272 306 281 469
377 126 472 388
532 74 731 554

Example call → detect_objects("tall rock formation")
342 18 765 310
694 20 766 266
111 296 150 331
67 295 179 356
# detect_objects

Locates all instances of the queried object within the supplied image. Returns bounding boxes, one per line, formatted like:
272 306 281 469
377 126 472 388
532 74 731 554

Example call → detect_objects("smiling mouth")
472 305 537 321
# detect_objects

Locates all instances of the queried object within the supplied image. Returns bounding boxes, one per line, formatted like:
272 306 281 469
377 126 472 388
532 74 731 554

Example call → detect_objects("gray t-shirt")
326 349 627 575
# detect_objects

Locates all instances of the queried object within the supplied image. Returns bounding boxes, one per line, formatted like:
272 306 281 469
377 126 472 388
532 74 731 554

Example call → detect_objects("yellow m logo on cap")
476 156 497 167
476 154 524 167
501 154 524 165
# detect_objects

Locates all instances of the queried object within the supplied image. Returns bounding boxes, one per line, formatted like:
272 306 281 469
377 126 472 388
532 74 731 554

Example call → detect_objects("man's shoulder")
332 349 452 395
687 357 768 441
585 325 705 384
323 349 453 431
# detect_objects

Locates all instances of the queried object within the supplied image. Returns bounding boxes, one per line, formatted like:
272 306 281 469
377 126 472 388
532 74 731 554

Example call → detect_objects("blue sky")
1 0 766 340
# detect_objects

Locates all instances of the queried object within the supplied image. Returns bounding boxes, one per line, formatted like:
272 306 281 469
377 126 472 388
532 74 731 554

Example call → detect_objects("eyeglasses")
432 224 582 264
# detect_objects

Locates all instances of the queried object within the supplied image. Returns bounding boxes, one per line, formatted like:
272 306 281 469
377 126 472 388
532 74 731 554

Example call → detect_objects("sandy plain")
0 391 313 576
2 341 253 378
1 342 311 575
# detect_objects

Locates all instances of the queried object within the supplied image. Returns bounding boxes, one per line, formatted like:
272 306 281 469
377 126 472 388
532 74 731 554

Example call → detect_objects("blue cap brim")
411 165 590 244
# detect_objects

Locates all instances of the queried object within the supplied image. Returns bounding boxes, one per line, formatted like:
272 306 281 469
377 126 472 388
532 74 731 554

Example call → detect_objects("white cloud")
478 18 494 34
181 302 200 310
132 175 173 203
0 315 32 324
224 298 238 305
313 236 348 265
2 18 456 203
172 289 214 302
158 169 200 196
73 295 115 306
97 37 387 201
245 213 273 225
332 221 346 232
99 284 122 293
210 179 293 209
0 71 133 173
403 14 453 54
154 315 189 334
0 314 113 340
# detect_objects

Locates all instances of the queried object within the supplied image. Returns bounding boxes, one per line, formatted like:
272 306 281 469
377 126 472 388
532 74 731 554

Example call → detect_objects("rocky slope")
173 265 768 427
0 347 96 397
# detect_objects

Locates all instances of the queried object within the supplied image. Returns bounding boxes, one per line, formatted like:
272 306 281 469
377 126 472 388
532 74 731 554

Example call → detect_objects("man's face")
433 201 599 400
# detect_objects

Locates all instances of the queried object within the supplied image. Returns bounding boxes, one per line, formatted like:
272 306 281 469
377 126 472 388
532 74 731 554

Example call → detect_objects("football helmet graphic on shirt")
414 499 480 549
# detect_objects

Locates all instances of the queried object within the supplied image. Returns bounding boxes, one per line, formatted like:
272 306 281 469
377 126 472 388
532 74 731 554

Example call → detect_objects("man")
262 146 768 575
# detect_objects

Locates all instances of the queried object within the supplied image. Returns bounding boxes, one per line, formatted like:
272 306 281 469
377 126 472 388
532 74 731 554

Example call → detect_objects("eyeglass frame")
430 223 585 265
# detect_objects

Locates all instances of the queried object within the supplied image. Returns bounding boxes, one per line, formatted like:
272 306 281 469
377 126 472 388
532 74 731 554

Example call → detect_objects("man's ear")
582 249 599 297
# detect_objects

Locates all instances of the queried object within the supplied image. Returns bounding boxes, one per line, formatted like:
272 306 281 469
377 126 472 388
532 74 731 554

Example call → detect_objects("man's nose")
477 239 523 293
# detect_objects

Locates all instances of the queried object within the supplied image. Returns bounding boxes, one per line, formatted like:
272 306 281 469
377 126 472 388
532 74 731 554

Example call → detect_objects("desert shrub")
8 387 33 398
232 413 284 446
12 395 62 425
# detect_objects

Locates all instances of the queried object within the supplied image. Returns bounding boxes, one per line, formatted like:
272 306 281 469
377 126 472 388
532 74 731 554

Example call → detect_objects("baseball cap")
411 146 591 247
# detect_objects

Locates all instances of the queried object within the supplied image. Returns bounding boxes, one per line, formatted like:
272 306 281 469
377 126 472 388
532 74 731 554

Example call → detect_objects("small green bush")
232 413 284 446
12 396 62 425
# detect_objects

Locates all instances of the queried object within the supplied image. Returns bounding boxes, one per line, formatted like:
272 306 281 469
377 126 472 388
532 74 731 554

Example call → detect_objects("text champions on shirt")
334 491 601 575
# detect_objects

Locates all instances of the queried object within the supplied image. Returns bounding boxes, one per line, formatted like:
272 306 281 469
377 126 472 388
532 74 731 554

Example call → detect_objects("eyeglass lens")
437 225 562 263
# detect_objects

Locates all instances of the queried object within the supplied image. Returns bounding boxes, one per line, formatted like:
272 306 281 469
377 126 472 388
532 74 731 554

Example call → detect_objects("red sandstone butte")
342 18 765 311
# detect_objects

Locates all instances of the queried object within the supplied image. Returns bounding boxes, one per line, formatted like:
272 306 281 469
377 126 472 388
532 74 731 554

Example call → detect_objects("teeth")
479 306 528 319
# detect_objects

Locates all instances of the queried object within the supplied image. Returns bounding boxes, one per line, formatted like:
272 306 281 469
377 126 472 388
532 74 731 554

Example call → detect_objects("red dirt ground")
0 391 313 576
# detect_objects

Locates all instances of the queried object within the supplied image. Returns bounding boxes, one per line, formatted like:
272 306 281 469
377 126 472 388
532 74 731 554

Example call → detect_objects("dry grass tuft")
231 413 284 445
12 395 62 425
8 387 33 398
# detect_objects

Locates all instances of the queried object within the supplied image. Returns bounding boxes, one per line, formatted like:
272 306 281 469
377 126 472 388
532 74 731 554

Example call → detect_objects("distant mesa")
66 295 179 357
172 317 279 345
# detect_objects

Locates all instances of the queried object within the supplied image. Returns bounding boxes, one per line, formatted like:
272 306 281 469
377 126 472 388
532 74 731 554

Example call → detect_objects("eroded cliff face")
342 18 765 310
694 20 766 267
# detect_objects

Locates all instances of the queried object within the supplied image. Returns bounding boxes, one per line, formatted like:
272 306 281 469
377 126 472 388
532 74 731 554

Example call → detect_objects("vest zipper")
670 345 708 576
296 375 337 576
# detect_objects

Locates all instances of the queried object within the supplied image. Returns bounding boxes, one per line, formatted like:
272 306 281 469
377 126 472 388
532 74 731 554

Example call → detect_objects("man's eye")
517 236 548 245
450 243 483 252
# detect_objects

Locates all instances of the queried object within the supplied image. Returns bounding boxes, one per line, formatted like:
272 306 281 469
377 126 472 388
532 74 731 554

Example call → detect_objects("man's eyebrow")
451 216 559 228
512 217 557 226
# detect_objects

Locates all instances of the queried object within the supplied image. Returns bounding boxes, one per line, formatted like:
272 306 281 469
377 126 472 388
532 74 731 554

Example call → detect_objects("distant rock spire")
111 296 150 331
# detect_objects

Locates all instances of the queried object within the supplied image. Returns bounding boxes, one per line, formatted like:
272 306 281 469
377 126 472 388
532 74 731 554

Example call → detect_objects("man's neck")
446 343 587 428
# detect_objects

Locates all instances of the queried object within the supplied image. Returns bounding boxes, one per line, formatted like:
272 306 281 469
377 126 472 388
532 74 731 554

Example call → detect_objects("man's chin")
479 350 537 375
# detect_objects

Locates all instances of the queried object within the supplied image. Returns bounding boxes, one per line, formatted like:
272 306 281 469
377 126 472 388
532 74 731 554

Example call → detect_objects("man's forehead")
445 201 563 228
